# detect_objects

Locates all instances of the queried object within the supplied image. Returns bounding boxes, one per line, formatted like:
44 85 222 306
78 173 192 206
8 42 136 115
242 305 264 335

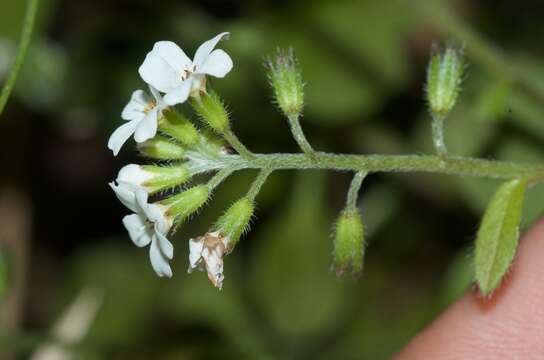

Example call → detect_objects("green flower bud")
426 45 464 117
333 210 365 276
138 135 186 160
191 91 230 132
159 108 199 145
265 48 304 117
214 197 254 250
162 185 210 223
117 164 190 194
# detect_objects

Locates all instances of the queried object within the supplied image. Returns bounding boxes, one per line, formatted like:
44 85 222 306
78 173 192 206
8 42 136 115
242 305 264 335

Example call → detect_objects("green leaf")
475 179 527 296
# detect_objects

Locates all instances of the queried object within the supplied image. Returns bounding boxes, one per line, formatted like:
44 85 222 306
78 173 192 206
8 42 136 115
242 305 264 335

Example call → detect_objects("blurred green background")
1 0 544 358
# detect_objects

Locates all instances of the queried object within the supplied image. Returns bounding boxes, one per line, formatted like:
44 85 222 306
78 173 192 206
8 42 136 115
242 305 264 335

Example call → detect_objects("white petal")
122 214 152 247
149 85 165 108
117 164 153 187
134 188 151 215
107 120 139 156
195 49 233 78
193 32 230 67
202 247 224 289
121 90 149 121
188 238 204 270
155 231 174 259
163 79 192 105
149 238 173 278
150 41 192 73
134 108 158 143
109 181 138 213
138 53 181 93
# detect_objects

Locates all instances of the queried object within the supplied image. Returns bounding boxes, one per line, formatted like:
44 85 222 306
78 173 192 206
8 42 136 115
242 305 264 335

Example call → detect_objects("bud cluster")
265 48 305 117
426 45 464 118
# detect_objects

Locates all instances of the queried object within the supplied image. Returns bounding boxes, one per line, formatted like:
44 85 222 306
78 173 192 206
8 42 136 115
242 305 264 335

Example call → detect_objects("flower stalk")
287 114 316 160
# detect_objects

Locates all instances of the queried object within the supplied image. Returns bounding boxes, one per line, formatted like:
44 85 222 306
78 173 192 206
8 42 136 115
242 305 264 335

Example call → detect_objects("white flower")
138 32 233 106
109 181 174 277
108 86 166 156
188 232 226 289
116 164 154 191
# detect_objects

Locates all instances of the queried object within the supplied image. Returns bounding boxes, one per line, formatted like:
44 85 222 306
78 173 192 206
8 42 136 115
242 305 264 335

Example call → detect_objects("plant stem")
222 128 255 160
207 168 236 190
246 168 273 202
0 0 40 116
287 114 316 159
210 153 544 182
345 171 367 212
431 115 448 158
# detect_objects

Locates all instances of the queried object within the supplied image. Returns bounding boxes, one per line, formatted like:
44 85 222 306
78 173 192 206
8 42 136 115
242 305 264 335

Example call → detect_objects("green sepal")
426 45 464 117
159 109 199 145
332 209 365 276
162 185 210 223
138 135 186 160
191 91 230 132
141 165 190 193
214 197 255 250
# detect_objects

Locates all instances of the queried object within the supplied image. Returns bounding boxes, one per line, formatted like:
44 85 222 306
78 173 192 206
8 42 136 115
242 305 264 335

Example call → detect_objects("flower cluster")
107 33 254 286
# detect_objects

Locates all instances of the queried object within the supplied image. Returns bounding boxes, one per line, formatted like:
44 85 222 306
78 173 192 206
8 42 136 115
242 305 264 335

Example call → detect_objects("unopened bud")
426 45 464 117
214 197 254 250
162 185 210 223
117 164 190 193
138 135 186 160
159 108 199 145
191 91 229 132
265 48 304 116
333 210 365 276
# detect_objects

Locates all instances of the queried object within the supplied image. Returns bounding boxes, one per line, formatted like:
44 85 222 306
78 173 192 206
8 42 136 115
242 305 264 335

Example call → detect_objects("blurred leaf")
437 246 473 308
310 0 413 88
0 247 8 302
66 242 160 346
251 173 351 340
15 39 68 111
475 179 526 295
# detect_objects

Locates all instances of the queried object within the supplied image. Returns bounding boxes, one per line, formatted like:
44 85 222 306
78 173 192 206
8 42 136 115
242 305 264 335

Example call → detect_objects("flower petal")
193 32 230 68
151 41 192 73
121 90 149 121
134 188 151 214
139 53 181 93
107 120 140 156
122 214 152 247
150 237 173 277
188 238 204 271
109 181 139 213
134 108 158 143
195 49 233 78
117 164 153 187
163 79 192 105
202 246 224 289
155 231 174 259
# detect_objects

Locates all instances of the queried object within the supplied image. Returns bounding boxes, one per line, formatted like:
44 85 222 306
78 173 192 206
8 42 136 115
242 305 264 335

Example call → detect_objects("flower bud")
191 91 229 132
117 164 190 194
332 210 365 276
162 185 210 223
214 197 254 250
137 135 186 160
426 46 464 117
265 48 304 117
159 108 199 145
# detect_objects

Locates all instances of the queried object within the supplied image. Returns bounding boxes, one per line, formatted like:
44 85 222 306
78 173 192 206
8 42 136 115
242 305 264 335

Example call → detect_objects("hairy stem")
0 0 40 116
345 171 367 212
222 128 255 160
246 168 273 202
207 168 236 190
287 114 316 159
207 153 544 183
431 115 448 158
